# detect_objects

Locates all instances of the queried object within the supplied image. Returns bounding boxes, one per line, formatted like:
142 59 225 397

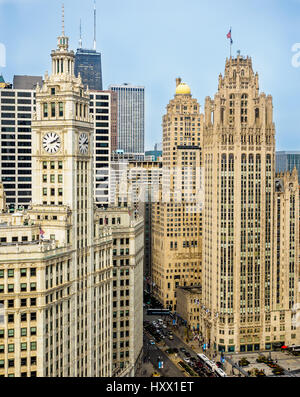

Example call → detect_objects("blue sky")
1 0 300 150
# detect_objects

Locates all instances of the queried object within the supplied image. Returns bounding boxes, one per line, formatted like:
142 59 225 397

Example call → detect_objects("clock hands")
43 133 61 153
50 137 60 145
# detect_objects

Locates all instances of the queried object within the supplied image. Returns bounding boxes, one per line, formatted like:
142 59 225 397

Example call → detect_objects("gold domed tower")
151 77 203 312
175 77 191 95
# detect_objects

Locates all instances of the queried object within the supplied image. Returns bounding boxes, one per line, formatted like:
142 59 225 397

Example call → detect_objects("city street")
143 333 185 377
141 310 221 377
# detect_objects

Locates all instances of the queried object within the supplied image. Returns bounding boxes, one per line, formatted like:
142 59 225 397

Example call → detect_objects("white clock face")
79 133 89 154
43 132 61 154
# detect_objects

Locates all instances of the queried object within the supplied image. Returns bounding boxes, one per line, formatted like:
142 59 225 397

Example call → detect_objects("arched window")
229 94 235 125
241 94 248 123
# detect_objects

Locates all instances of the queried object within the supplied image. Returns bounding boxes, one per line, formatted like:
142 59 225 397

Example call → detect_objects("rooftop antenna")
79 19 83 48
93 0 96 50
62 3 65 36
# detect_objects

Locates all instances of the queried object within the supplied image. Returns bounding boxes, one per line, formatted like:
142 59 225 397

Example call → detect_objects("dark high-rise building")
276 151 300 183
74 48 103 91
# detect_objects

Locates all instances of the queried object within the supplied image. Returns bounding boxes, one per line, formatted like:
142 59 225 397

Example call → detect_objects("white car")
183 357 191 364
162 324 167 328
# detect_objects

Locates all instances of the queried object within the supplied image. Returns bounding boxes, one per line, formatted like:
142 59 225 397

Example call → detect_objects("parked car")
149 340 155 345
180 347 186 353
168 335 174 340
185 352 191 358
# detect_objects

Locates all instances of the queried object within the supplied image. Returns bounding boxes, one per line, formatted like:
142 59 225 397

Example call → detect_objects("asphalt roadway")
143 312 206 377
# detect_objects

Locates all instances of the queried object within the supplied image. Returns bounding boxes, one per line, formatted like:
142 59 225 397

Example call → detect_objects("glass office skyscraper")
75 48 103 91
276 151 300 183
109 84 145 159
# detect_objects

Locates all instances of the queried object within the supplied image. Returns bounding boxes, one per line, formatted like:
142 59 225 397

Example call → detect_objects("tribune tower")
201 55 299 353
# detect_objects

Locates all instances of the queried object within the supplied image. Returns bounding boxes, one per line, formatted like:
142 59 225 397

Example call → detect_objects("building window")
51 103 55 117
21 343 27 351
30 342 37 351
7 329 14 337
21 328 27 337
21 299 27 307
30 327 37 336
43 103 48 117
59 102 63 117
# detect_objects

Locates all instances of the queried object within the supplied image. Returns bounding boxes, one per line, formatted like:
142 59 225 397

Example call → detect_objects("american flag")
227 28 233 44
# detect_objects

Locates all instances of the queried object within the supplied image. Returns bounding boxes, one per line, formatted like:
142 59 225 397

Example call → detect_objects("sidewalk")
135 359 158 377
171 323 241 377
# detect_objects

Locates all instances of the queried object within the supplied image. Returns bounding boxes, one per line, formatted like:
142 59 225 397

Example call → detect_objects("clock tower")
32 23 92 210
30 12 97 375
0 7 114 378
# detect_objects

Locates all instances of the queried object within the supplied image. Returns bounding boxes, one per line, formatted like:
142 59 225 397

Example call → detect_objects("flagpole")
230 26 232 58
